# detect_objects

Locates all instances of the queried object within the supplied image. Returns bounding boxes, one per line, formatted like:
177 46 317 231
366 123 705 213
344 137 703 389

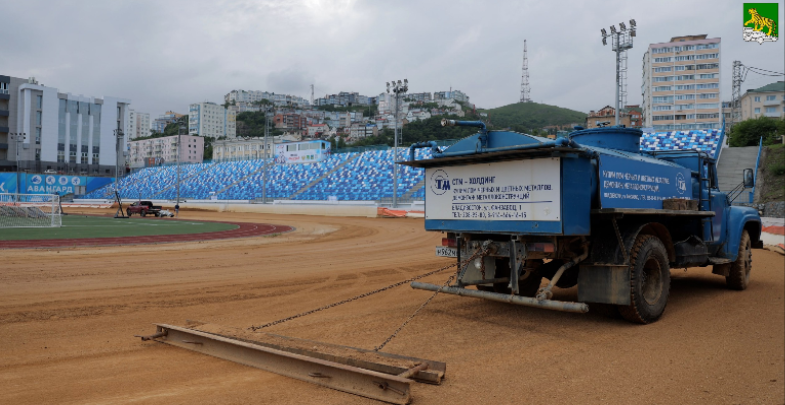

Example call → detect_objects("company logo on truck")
430 169 450 195
676 172 686 195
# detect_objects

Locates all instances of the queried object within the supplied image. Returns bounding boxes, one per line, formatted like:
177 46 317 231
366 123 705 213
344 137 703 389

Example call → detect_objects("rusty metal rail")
139 324 446 404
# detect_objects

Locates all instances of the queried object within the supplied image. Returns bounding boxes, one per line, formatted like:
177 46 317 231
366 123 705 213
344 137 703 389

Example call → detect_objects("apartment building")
740 81 785 120
433 90 470 104
0 75 130 175
585 105 642 129
641 34 721 131
224 90 310 112
153 111 185 133
212 137 273 161
189 102 236 138
128 134 203 168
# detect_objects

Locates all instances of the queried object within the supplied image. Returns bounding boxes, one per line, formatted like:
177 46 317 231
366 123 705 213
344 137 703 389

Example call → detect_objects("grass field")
0 215 237 240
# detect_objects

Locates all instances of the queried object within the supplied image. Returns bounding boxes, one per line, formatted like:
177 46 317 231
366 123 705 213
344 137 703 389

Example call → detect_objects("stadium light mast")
386 79 408 209
113 129 124 193
601 19 636 126
262 105 272 203
177 123 185 205
9 132 25 197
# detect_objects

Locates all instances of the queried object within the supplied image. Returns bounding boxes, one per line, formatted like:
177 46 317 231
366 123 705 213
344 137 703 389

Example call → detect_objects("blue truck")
403 120 762 324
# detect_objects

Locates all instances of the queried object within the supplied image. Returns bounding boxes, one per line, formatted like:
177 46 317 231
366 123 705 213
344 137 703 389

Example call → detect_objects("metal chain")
248 247 486 332
374 272 456 352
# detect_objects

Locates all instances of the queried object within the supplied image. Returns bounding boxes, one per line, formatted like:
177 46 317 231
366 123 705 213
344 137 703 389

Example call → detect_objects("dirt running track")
1 209 783 404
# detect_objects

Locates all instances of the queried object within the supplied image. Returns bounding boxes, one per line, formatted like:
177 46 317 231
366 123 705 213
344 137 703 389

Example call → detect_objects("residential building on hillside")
585 105 642 129
189 102 236 138
433 90 470 104
314 91 370 107
126 110 152 140
128 134 203 168
306 123 329 138
153 110 185 133
273 113 308 131
212 137 274 161
406 92 432 103
740 81 785 120
224 90 309 112
135 111 151 139
1 74 130 175
641 34 722 130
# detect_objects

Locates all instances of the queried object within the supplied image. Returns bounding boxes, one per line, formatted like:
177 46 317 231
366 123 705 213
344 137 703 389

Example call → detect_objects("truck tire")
126 209 132 217
726 230 752 290
141 211 146 217
619 234 671 324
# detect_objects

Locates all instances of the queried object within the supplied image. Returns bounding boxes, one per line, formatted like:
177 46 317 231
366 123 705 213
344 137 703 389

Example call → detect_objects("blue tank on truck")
402 119 762 324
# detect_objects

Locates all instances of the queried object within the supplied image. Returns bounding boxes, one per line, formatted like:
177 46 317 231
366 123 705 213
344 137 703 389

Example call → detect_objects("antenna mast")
310 84 314 106
520 40 531 103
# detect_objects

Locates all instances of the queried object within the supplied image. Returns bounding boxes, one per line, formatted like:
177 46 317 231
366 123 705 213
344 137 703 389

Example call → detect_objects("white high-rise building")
641 34 722 130
8 76 130 175
135 111 151 139
188 102 236 138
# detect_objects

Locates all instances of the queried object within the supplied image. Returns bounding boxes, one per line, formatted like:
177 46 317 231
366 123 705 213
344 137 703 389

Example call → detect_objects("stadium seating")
640 129 722 158
82 132 725 202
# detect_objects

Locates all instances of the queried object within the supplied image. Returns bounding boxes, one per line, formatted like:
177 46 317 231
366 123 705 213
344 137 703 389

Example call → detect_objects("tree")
729 116 785 147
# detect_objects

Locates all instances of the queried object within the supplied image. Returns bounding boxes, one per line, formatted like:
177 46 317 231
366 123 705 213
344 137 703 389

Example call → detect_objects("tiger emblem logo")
743 4 779 44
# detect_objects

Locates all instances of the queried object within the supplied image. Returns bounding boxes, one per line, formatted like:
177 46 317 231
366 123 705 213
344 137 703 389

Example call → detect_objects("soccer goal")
0 193 62 228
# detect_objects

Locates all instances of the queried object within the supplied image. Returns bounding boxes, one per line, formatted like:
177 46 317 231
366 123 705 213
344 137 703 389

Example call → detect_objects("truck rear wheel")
126 209 132 217
619 234 671 324
726 230 752 290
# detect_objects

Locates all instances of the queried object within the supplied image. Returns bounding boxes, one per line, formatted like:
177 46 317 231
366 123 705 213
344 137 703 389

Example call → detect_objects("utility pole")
386 79 408 208
601 19 636 126
9 132 25 198
262 107 270 203
177 122 184 205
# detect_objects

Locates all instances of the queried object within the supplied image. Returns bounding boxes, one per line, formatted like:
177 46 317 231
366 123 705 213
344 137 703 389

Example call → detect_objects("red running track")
0 220 293 250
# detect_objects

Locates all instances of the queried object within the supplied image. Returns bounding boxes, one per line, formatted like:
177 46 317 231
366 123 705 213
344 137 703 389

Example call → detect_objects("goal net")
0 193 62 228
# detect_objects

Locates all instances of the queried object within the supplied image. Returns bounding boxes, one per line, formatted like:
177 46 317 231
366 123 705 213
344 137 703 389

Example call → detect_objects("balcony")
0 126 8 133
0 143 7 149
763 98 782 106
0 109 8 117
764 111 782 118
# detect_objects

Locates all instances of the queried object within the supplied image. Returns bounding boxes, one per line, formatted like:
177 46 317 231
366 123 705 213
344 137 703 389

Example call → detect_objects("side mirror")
743 168 754 188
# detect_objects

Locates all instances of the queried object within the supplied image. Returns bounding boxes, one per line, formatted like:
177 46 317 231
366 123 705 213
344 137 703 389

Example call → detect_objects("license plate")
435 246 457 258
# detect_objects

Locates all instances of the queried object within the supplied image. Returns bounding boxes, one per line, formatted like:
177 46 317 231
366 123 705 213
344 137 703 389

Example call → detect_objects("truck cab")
403 121 761 324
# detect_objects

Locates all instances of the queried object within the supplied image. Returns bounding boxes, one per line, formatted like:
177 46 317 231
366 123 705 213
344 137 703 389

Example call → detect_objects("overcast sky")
1 0 783 117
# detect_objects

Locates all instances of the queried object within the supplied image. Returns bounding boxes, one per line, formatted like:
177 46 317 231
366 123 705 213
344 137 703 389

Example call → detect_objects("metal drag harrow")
136 323 446 404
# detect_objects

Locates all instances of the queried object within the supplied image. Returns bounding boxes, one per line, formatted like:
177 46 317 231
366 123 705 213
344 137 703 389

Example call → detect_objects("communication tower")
520 40 531 103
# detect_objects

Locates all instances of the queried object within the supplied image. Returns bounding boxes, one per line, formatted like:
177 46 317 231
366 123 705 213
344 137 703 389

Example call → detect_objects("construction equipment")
403 120 763 324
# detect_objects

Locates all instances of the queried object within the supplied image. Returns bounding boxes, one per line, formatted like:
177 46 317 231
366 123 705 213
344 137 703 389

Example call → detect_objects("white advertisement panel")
425 158 561 221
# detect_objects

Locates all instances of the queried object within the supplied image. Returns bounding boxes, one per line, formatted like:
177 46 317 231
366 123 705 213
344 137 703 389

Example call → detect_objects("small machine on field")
403 119 762 324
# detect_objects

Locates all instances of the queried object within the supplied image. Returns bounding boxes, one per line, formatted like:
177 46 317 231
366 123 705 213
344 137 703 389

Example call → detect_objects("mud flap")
577 264 631 305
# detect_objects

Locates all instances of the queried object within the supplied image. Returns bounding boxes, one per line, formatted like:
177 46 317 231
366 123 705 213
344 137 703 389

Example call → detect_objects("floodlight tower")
386 79 408 208
601 19 636 126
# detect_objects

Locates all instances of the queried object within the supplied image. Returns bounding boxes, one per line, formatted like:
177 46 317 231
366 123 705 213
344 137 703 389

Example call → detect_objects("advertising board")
425 158 561 222
598 154 691 209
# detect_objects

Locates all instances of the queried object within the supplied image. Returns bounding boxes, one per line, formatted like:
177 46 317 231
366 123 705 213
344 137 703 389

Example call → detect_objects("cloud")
0 0 780 117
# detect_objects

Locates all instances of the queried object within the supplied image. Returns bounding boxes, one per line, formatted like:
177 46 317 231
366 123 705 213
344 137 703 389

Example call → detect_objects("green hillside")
480 102 587 133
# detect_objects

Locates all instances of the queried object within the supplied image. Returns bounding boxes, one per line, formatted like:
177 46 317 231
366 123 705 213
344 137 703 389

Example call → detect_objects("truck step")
707 257 732 265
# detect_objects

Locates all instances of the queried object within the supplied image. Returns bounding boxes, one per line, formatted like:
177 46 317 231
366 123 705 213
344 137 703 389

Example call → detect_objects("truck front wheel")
726 230 752 290
619 234 671 324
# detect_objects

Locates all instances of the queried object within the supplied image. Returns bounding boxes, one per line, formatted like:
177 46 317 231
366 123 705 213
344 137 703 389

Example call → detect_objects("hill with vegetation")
479 102 587 133
349 101 586 148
